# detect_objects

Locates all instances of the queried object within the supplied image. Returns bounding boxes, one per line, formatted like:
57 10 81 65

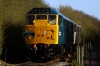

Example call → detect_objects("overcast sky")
44 0 100 20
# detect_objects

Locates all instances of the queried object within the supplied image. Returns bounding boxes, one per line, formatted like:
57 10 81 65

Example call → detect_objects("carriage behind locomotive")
23 7 81 59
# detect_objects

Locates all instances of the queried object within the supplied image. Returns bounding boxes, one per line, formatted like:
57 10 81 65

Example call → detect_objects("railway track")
1 48 75 66
0 57 60 66
1 56 75 66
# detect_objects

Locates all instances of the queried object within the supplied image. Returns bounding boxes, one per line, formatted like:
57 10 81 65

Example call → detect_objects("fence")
84 43 100 66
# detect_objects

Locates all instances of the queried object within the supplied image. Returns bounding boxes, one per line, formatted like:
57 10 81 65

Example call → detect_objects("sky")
44 0 100 20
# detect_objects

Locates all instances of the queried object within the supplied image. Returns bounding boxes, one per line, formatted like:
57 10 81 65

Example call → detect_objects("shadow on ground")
1 23 29 64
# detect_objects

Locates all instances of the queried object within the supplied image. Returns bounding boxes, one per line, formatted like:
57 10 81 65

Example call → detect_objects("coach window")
36 15 47 20
71 23 73 30
48 15 56 25
74 24 76 32
66 21 69 29
58 15 62 25
27 15 35 25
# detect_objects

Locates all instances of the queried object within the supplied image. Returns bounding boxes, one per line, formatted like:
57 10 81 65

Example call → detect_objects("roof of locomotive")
71 20 81 28
27 7 71 20
27 7 81 28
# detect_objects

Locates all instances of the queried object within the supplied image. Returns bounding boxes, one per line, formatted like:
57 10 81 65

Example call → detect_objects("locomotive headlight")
28 31 35 36
23 32 28 38
22 31 35 38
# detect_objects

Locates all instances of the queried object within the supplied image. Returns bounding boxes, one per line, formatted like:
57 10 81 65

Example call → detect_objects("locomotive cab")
24 14 59 45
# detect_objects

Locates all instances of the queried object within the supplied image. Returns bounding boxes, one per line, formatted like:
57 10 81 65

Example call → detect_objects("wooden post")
78 45 80 64
5 48 7 66
88 43 90 52
76 45 79 62
81 45 83 66
89 43 91 66
84 43 86 66
97 52 99 66
88 43 89 52
90 42 92 49
86 43 87 54
83 44 84 56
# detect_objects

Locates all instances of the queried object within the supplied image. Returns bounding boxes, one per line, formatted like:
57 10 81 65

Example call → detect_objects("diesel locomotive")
23 7 81 60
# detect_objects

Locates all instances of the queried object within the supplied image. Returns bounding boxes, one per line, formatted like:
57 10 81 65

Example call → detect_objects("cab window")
36 15 47 20
48 15 56 25
27 15 35 25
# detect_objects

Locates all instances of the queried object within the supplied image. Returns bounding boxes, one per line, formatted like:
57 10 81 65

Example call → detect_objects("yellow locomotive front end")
23 14 59 45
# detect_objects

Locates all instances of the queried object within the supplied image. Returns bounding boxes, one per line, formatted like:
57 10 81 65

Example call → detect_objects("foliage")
58 5 100 43
0 0 48 55
0 0 3 54
3 0 48 24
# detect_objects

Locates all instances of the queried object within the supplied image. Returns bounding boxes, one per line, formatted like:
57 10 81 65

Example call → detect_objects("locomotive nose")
23 31 35 37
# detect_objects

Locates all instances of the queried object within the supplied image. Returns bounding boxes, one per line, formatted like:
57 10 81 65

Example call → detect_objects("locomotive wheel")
57 45 64 57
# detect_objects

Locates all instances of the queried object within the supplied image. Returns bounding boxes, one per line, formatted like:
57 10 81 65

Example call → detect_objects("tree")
59 5 100 43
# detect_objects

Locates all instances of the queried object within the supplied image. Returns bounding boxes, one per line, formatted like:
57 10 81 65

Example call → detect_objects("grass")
72 60 81 66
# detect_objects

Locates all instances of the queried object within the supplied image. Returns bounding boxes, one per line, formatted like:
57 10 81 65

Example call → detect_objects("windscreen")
27 15 35 25
26 15 56 25
36 15 47 20
48 15 56 25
